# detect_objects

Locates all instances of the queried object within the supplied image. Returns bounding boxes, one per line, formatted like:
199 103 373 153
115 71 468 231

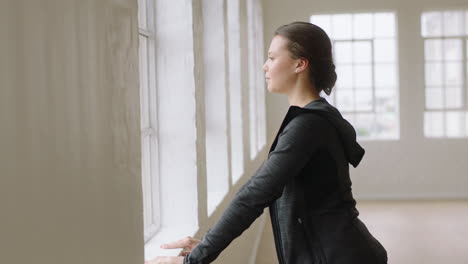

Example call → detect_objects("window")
227 0 245 184
203 0 230 216
311 12 400 140
201 0 267 217
247 0 267 158
421 10 468 138
141 0 266 259
143 0 201 258
138 0 161 242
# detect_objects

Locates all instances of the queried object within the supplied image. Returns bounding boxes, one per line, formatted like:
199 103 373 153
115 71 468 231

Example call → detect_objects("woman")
147 21 388 264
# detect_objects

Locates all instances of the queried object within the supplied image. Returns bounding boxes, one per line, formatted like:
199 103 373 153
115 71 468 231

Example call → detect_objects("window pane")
336 90 354 112
424 39 443 61
321 90 335 106
343 113 356 126
354 65 372 87
424 111 444 137
421 12 442 37
353 41 372 63
141 135 153 229
374 13 395 38
443 11 464 37
311 15 332 36
425 87 444 109
355 113 375 137
466 111 468 137
375 64 396 87
334 41 353 64
353 13 373 39
332 14 352 40
375 112 398 138
445 62 463 86
375 89 396 112
445 86 463 108
466 11 468 35
315 11 400 140
425 62 443 86
443 39 462 61
374 39 396 63
139 35 150 128
446 111 463 137
355 89 373 111
336 65 353 88
138 0 147 30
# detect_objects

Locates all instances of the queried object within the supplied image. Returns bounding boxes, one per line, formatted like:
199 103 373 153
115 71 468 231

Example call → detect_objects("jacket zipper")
271 203 286 264
269 109 295 264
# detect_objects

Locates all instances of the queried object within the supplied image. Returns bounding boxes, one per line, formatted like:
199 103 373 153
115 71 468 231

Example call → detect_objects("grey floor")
255 200 468 264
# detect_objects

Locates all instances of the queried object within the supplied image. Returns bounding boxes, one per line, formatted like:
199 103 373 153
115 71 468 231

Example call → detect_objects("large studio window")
311 12 400 140
421 10 468 138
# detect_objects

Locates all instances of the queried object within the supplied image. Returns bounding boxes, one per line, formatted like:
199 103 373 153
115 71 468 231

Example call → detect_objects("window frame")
311 12 400 140
226 0 245 184
138 0 161 242
247 0 267 159
421 10 468 138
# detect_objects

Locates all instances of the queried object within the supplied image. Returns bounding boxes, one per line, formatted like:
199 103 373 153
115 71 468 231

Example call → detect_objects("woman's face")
263 35 298 94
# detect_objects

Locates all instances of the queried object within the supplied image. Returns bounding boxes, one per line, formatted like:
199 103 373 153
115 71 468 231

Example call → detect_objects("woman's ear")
295 57 309 73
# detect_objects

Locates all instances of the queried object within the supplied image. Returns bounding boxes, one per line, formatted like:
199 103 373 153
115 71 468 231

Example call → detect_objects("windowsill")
358 136 400 142
144 225 199 261
423 136 468 139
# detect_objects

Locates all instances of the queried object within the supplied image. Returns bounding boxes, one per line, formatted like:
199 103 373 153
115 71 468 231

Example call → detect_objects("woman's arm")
184 113 327 264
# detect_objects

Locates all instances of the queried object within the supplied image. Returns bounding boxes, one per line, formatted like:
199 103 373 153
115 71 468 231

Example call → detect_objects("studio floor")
255 200 468 264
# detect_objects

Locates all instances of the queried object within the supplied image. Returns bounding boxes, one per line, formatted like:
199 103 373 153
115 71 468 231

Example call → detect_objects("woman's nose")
262 61 268 72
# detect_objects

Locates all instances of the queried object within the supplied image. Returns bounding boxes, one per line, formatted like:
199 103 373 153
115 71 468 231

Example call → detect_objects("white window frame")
247 0 267 159
202 0 230 217
226 0 245 184
422 10 468 138
138 0 161 242
311 12 400 141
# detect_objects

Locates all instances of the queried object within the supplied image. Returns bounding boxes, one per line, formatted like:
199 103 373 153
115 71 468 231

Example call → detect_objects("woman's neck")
287 82 321 108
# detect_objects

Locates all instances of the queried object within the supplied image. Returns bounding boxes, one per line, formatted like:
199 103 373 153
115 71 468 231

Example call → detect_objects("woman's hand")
161 236 201 257
144 236 201 264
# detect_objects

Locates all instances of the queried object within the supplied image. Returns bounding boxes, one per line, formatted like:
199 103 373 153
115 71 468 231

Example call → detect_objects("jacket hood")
299 97 365 168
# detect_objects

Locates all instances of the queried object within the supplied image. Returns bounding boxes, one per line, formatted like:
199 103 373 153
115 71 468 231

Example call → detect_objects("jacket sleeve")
184 113 327 264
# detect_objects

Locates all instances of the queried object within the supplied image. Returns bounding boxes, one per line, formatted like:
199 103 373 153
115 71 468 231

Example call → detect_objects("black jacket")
184 97 388 264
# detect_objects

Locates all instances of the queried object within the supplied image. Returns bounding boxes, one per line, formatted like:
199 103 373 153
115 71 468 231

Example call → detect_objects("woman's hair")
274 21 337 95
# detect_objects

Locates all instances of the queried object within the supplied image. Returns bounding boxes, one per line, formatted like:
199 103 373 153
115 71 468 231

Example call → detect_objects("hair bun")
315 61 337 95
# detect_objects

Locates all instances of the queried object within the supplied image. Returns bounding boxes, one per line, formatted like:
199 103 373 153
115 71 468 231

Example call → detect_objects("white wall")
0 0 144 263
262 0 468 200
